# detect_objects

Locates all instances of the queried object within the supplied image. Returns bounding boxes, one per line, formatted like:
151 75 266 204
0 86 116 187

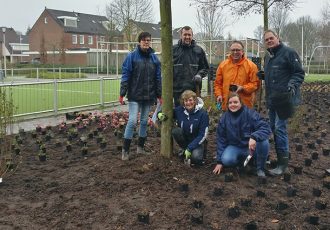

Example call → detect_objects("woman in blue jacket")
119 32 162 161
172 90 209 165
213 92 271 177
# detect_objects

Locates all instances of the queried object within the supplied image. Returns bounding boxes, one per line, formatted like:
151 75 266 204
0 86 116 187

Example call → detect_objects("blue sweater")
216 106 271 163
174 98 209 152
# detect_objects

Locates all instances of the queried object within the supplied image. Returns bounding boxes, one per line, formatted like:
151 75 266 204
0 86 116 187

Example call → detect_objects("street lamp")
2 27 6 77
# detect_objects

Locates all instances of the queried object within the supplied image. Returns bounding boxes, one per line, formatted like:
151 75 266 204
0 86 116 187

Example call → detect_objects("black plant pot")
66 145 72 152
137 212 149 224
287 186 297 197
244 221 257 230
224 173 234 182
322 148 330 156
306 216 319 225
294 166 303 174
312 188 322 197
277 201 289 211
283 172 291 182
305 158 312 166
191 211 203 224
315 200 327 210
311 152 318 160
213 187 223 197
228 206 240 219
240 198 252 207
179 183 189 192
256 190 266 197
39 154 46 162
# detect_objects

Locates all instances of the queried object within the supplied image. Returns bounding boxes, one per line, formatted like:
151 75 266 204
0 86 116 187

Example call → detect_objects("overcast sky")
0 0 326 38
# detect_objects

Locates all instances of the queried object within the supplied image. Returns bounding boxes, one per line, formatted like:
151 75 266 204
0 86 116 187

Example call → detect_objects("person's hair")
230 40 244 50
138 32 151 42
180 90 197 105
180 26 193 35
263 29 279 39
226 92 243 107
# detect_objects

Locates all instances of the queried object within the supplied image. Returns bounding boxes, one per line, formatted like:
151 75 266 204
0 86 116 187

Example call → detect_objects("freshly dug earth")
0 82 329 229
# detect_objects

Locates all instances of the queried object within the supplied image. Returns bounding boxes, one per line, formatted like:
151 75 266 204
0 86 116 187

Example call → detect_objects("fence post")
79 67 81 78
53 80 58 114
100 77 104 106
59 67 61 79
11 68 13 77
37 68 39 81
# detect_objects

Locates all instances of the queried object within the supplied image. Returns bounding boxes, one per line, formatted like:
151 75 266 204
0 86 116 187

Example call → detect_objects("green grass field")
2 79 121 116
1 74 329 117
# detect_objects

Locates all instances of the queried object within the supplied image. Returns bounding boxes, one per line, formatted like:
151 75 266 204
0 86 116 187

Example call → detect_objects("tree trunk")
159 0 173 158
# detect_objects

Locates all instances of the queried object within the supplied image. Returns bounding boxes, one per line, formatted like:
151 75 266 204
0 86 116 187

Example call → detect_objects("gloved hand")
216 102 222 110
119 96 125 105
158 97 163 105
256 70 265 80
192 74 202 84
288 86 295 96
157 112 168 121
184 149 192 159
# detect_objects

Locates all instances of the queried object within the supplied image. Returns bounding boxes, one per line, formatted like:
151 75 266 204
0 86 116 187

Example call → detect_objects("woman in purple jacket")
213 92 271 177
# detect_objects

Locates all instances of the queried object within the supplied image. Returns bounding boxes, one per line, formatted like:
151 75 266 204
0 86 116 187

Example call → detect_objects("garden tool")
244 150 254 167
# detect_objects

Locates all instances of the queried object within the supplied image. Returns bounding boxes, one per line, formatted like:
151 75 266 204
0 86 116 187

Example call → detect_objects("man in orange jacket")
214 40 260 110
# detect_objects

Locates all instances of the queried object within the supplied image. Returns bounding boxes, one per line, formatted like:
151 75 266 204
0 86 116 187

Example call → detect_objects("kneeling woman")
213 92 271 177
172 90 209 165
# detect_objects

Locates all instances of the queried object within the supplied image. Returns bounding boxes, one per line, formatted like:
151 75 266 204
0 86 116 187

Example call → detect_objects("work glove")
288 86 295 97
157 112 168 121
192 74 202 84
119 96 125 105
256 70 265 80
184 149 192 159
157 97 163 105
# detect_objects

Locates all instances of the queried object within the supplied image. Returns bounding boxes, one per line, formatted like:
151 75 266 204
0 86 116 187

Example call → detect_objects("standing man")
173 26 209 106
261 29 305 175
214 40 260 111
119 32 162 161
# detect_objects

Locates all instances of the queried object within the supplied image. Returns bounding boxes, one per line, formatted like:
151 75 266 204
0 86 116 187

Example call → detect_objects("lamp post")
301 25 304 67
2 27 6 77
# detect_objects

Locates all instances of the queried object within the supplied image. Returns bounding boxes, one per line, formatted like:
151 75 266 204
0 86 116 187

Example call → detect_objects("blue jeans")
268 108 289 154
220 140 269 171
124 101 152 139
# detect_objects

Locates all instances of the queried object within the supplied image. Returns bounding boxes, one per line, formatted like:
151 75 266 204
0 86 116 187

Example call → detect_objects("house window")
88 36 93 45
44 17 47 24
72 35 77 44
79 35 84 44
100 36 105 42
65 18 77 27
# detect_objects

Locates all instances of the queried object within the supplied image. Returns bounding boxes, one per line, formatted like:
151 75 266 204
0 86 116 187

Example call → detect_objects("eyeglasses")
231 49 242 52
142 39 151 42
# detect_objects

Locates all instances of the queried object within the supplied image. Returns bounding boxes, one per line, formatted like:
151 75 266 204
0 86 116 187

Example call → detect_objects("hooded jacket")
120 45 161 102
214 55 260 110
173 40 209 93
216 106 271 163
174 97 209 152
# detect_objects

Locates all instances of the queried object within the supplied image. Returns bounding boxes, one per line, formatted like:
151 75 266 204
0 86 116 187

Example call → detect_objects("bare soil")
0 82 329 230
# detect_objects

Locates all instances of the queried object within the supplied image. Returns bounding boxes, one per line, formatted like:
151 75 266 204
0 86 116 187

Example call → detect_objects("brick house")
124 20 181 53
1 27 29 66
28 8 121 65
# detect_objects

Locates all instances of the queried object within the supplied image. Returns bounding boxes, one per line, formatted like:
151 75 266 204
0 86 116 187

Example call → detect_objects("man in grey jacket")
261 29 305 176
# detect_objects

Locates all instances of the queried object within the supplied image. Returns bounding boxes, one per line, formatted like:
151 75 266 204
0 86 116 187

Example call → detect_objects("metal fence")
0 77 121 118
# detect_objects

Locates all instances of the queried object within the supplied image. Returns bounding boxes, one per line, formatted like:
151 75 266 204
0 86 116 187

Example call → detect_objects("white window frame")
88 36 93 45
79 35 84 44
44 17 47 24
72 35 77 44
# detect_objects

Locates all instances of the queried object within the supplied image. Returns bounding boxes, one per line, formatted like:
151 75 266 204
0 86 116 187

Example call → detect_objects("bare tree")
253 25 264 42
190 0 298 31
269 5 290 37
318 1 330 45
195 0 227 39
159 0 174 158
105 0 154 43
282 16 318 63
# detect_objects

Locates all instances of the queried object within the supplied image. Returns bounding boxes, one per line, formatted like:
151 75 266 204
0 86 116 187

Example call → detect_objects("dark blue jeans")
220 140 269 171
172 127 204 165
268 108 289 154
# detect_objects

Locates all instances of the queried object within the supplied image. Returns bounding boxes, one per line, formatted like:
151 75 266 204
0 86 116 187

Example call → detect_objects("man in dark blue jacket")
172 26 209 106
261 30 305 175
119 32 162 160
